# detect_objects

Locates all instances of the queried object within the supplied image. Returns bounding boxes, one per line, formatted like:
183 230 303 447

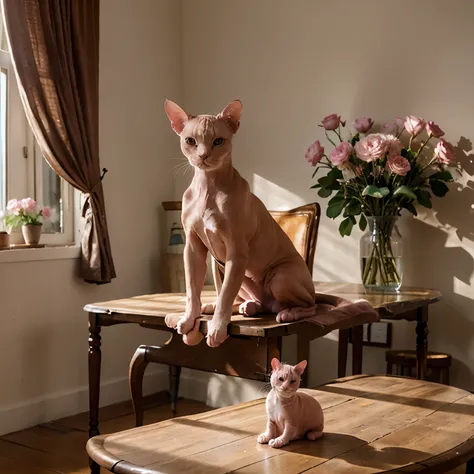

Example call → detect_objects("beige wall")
0 0 180 435
180 0 474 389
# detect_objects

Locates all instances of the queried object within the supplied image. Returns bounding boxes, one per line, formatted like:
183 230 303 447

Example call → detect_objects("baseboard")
0 367 168 436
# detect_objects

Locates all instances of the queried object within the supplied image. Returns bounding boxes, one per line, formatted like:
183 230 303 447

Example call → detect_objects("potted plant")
305 114 458 290
2 198 52 245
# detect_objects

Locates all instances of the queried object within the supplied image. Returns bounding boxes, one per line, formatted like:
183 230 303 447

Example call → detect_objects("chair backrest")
270 202 321 276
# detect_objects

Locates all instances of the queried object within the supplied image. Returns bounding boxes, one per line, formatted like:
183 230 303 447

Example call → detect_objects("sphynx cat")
258 358 324 448
164 100 375 348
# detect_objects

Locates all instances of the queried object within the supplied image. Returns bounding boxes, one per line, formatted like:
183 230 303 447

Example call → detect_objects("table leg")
297 333 310 388
352 326 363 375
415 306 428 380
467 458 474 474
88 313 102 474
338 329 349 378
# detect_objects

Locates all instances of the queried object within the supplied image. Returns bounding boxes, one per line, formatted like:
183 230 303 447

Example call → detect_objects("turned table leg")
416 306 428 380
88 313 102 474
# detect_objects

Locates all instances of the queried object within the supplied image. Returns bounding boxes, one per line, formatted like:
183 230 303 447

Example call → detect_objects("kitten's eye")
185 137 196 146
290 380 296 384
213 137 224 147
278 377 284 382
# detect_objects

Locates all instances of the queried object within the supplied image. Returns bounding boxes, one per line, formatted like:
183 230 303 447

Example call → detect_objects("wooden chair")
129 203 332 425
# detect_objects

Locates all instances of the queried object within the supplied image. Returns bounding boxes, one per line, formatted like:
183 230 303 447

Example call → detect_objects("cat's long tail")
276 294 377 325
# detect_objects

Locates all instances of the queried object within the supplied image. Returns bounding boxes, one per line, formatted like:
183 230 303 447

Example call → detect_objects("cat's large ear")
294 360 307 375
218 100 242 133
271 358 281 371
164 99 190 135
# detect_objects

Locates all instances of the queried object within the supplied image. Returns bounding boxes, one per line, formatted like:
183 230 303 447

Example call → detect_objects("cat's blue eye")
185 137 196 146
290 380 296 384
278 377 284 382
213 138 224 147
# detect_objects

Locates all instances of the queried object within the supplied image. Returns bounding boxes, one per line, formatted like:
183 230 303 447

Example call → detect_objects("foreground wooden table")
85 283 441 473
87 375 474 473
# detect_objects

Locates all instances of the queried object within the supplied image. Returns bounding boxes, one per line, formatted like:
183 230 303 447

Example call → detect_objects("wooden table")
85 283 441 473
87 375 474 473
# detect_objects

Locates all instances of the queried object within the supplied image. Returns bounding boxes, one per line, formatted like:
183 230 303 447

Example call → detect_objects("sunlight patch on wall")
252 174 306 210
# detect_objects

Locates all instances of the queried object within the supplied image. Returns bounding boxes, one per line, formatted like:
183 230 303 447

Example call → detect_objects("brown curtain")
2 0 116 283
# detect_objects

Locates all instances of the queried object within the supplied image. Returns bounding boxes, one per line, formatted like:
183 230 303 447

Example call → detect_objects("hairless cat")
164 100 376 347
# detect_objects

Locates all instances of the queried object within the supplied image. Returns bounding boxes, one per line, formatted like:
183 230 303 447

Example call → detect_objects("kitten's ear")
294 360 307 375
271 358 281 371
218 100 242 133
164 99 190 135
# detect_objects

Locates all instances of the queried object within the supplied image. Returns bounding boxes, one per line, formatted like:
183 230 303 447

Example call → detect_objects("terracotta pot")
22 224 42 245
0 231 10 249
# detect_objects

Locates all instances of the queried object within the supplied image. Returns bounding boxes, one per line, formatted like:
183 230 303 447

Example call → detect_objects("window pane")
41 159 62 234
0 68 6 212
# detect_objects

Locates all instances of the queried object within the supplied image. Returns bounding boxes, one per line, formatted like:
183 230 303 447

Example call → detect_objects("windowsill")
0 245 80 263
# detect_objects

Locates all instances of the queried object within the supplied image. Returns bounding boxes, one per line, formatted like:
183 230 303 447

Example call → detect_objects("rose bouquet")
2 198 51 228
306 114 457 289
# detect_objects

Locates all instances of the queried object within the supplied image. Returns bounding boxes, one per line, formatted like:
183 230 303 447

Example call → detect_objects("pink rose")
383 122 398 135
6 199 22 214
404 115 426 136
426 121 444 138
385 135 403 159
41 206 52 219
320 114 341 131
21 197 37 213
387 155 411 176
353 117 374 134
354 134 388 162
330 142 353 168
434 139 456 164
305 140 325 166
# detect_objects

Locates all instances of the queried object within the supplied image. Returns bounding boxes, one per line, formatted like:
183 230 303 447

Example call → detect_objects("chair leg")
386 362 392 376
169 365 181 413
338 329 349 378
352 325 363 375
129 345 149 427
466 458 474 474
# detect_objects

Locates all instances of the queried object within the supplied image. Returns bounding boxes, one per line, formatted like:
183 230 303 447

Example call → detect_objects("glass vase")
360 216 403 291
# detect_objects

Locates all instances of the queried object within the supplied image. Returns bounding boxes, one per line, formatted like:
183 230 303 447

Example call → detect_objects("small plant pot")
0 231 10 249
22 224 43 245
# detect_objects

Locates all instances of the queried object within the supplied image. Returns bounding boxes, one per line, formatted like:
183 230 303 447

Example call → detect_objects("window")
0 12 74 245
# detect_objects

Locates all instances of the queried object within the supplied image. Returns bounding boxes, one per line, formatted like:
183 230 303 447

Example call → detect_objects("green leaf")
403 202 418 216
393 185 417 200
350 133 360 146
429 171 453 182
328 167 343 180
349 215 356 224
326 199 346 219
430 180 449 198
318 176 333 187
318 187 333 198
328 191 345 206
344 201 362 216
310 183 322 189
359 214 367 231
416 189 432 208
362 185 390 199
339 217 354 237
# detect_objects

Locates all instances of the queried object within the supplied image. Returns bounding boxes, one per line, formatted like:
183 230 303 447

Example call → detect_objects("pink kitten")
258 358 324 448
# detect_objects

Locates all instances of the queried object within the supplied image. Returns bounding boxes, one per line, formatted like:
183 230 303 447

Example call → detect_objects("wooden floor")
0 394 211 474
0 393 466 474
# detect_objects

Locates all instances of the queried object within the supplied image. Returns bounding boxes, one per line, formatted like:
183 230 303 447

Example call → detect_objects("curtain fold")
2 0 116 283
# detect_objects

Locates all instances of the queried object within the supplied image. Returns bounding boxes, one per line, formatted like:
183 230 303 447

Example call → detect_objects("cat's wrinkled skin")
258 358 324 448
164 99 316 348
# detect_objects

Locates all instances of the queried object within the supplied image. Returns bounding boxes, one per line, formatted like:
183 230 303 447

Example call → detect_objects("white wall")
180 0 474 391
0 0 181 435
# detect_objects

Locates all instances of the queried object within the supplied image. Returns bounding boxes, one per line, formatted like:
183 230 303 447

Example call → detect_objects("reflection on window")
41 159 62 234
0 68 6 212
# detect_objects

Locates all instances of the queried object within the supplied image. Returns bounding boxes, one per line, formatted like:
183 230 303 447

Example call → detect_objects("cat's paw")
239 300 262 317
177 313 198 335
206 316 230 347
257 433 271 444
306 430 323 441
268 437 288 449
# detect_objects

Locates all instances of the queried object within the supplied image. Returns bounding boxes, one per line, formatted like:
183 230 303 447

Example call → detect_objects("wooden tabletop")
87 375 474 473
84 283 440 338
